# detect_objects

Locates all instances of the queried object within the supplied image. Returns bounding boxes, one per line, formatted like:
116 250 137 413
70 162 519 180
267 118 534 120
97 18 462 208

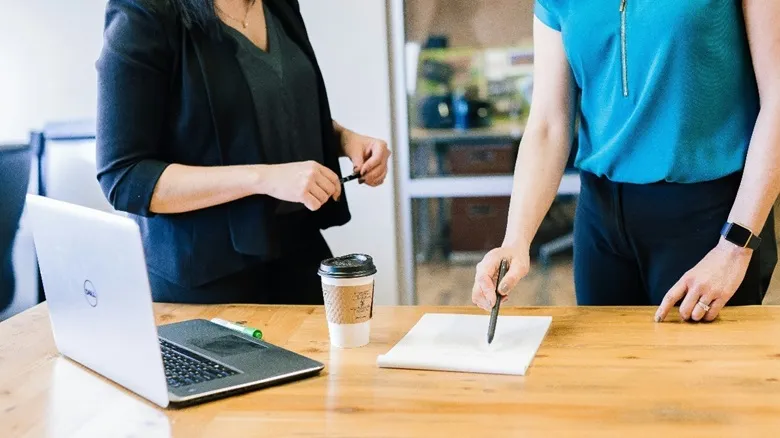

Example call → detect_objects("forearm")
727 101 780 237
503 126 572 248
149 164 263 214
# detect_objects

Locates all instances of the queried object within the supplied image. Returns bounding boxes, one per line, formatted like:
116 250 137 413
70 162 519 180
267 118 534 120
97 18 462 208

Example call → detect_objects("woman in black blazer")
95 0 390 305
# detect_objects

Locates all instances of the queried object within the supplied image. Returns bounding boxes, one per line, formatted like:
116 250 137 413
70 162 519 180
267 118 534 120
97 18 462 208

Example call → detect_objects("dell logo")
83 280 98 307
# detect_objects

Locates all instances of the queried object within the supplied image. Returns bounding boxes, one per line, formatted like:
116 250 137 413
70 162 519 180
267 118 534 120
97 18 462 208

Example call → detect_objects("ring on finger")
696 299 711 312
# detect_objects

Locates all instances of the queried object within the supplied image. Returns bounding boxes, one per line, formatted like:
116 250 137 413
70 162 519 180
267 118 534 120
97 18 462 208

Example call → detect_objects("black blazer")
96 0 351 288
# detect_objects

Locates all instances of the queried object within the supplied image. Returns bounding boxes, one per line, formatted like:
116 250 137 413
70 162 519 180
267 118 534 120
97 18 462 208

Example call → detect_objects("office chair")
0 143 32 312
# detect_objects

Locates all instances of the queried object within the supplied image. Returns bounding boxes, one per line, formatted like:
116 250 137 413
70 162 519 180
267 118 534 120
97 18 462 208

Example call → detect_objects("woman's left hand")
341 129 391 186
655 239 753 323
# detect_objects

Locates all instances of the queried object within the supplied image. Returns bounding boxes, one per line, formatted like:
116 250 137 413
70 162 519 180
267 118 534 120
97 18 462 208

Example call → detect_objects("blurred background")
2 0 778 321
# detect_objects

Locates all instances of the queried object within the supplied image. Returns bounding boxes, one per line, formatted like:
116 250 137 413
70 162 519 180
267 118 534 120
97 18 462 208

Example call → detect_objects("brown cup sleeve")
322 282 375 324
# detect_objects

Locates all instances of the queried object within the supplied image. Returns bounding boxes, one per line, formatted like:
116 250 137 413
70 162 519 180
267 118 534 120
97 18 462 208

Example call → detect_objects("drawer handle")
469 151 496 162
468 205 493 217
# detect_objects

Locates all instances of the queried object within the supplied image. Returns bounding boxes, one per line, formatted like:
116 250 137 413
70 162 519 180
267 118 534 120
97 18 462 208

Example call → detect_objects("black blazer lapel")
263 0 340 158
188 28 268 166
264 0 318 61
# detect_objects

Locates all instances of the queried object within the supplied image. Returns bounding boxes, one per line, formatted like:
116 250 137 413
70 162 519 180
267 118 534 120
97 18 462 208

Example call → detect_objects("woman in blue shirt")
472 1 780 322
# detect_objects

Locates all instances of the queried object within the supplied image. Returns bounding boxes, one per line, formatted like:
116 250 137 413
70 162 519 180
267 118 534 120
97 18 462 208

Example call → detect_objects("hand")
472 245 531 311
341 129 391 186
259 161 342 211
655 238 753 323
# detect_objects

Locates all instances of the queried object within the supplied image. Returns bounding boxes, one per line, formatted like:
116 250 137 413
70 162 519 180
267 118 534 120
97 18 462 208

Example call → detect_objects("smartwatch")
720 221 761 250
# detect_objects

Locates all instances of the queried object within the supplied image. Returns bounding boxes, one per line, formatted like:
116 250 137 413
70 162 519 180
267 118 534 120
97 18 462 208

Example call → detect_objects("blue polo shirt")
535 0 760 184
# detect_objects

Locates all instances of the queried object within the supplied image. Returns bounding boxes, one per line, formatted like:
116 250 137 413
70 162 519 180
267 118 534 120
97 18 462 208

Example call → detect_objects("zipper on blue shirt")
619 0 628 97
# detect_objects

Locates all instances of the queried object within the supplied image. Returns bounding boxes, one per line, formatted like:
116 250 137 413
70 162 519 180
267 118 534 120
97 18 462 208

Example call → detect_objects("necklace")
216 0 256 28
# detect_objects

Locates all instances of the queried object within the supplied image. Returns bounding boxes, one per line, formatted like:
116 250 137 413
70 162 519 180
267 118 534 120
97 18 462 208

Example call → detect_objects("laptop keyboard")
160 339 238 388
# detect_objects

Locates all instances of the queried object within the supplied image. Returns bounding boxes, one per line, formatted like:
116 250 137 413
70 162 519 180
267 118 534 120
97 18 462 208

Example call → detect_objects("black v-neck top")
221 5 324 167
221 5 324 250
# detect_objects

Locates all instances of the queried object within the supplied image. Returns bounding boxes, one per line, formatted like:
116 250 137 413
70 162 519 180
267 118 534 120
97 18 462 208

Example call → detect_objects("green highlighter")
211 318 263 339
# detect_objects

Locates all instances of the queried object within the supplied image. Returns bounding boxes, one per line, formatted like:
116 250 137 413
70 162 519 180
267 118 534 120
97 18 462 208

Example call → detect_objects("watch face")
726 223 752 245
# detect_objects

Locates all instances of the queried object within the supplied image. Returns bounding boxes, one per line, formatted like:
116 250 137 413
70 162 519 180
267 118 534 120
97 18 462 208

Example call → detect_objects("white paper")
377 313 552 376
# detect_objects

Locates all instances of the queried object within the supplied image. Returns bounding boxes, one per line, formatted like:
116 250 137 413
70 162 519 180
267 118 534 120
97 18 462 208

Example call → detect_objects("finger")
471 280 490 311
308 183 330 206
363 165 388 187
316 165 342 200
476 261 500 308
363 148 389 184
478 274 497 308
679 284 706 322
359 142 386 175
302 193 323 211
350 148 365 171
361 161 386 185
680 293 712 322
497 258 529 296
314 171 338 199
689 291 715 322
655 276 688 322
377 167 389 186
703 298 725 322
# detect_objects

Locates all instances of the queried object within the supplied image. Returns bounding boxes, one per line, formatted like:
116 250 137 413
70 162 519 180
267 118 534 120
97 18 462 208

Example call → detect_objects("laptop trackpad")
189 334 267 358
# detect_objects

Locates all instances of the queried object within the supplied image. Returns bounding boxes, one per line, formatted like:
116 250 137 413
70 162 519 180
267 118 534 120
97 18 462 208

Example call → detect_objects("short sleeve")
534 0 561 32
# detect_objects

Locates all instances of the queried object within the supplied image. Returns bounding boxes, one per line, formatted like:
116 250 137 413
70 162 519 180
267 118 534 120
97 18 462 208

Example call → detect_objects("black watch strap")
721 222 761 250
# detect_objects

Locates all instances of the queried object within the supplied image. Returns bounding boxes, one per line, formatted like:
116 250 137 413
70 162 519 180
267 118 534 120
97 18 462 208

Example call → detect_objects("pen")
211 318 263 339
340 171 360 184
487 259 509 344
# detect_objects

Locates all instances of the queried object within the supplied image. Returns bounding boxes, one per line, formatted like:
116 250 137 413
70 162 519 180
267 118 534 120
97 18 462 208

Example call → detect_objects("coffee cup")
318 254 377 348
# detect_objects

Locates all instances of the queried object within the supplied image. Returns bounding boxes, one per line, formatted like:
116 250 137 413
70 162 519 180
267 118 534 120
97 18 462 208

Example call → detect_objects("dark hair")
168 0 218 29
136 0 218 29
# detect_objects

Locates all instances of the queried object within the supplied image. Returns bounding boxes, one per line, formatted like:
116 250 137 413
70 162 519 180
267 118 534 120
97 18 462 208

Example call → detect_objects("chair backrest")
0 143 32 311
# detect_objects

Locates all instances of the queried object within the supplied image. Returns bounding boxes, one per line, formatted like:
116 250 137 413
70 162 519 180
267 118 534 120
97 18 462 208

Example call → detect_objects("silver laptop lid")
25 195 169 408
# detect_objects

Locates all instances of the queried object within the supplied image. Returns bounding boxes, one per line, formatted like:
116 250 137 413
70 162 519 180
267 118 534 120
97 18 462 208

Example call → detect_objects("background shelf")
407 173 580 198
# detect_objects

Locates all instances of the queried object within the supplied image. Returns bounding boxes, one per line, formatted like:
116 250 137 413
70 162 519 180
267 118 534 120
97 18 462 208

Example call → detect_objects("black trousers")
573 171 777 306
149 231 332 305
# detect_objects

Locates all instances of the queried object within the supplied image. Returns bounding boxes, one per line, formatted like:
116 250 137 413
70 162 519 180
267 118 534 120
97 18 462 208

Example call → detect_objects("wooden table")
2 305 780 437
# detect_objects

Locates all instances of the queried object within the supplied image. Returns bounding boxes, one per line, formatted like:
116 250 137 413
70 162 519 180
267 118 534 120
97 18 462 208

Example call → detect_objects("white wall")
300 0 400 305
0 0 106 319
0 0 106 143
1 0 400 309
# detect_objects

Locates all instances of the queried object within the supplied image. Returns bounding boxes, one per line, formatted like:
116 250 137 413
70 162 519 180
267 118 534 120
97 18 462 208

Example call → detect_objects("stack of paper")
377 313 552 376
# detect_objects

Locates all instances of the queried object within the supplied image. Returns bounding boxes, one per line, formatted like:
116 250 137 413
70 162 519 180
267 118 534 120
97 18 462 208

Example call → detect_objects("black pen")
340 171 360 184
487 259 509 344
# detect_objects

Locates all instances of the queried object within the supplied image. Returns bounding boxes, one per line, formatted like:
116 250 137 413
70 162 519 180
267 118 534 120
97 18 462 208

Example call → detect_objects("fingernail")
654 315 661 323
499 283 508 294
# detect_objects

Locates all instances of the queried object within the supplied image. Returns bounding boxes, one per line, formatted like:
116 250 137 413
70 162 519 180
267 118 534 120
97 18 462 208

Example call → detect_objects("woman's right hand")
259 161 342 211
472 245 531 311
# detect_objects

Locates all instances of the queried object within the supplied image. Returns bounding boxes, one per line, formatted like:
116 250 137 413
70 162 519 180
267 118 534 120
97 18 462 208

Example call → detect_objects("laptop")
24 195 325 408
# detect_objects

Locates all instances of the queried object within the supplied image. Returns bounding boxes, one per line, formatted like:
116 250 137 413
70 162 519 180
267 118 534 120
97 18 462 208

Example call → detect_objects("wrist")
720 220 762 253
715 236 754 259
333 121 350 155
502 236 531 252
341 129 358 157
248 164 273 196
